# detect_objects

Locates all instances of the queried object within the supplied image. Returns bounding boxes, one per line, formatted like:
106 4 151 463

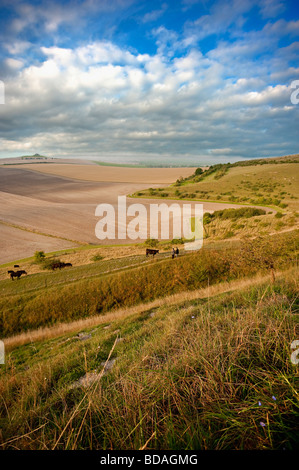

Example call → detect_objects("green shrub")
223 230 235 238
91 254 104 262
206 207 266 222
42 258 62 270
171 238 185 245
145 238 159 248
34 251 46 263
203 213 213 225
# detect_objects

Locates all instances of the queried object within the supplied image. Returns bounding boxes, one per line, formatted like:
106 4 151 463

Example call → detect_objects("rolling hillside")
132 155 299 210
0 155 298 451
0 261 298 450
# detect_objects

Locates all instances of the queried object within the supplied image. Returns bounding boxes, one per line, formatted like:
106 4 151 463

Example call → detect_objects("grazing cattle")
51 261 72 270
8 270 27 280
146 248 159 257
51 262 62 270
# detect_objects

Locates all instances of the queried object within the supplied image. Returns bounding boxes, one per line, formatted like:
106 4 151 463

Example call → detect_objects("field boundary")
0 220 86 246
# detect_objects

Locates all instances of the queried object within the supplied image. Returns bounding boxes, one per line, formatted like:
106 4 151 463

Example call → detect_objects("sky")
0 0 298 165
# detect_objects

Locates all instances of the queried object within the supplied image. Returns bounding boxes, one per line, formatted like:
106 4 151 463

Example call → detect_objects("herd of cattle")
7 261 73 280
7 248 179 280
146 247 179 258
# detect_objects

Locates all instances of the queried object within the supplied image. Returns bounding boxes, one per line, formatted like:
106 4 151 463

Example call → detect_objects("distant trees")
34 251 46 263
145 238 159 248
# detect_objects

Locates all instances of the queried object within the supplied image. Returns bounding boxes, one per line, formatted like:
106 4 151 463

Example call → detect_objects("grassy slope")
1 230 297 338
0 267 298 450
130 157 299 242
132 158 299 211
1 156 299 450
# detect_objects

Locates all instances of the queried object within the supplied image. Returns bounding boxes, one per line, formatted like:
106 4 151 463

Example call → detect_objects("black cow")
51 261 72 270
51 262 63 270
8 270 27 280
146 248 159 257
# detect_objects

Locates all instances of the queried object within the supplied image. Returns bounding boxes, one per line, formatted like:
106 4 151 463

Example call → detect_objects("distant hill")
20 153 49 159
133 153 299 212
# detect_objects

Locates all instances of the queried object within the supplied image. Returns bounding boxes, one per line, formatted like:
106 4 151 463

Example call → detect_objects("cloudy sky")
0 0 298 165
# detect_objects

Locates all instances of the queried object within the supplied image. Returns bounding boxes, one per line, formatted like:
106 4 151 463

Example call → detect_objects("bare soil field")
0 166 160 263
0 157 97 165
0 223 76 264
7 163 197 184
0 164 272 265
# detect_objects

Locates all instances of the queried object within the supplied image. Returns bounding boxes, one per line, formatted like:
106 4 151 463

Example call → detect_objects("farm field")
0 163 274 265
0 156 299 451
0 223 77 265
0 165 166 263
6 163 198 184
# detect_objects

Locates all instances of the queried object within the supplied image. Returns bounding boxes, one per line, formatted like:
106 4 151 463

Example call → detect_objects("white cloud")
5 58 24 70
142 3 168 23
5 40 31 55
258 0 285 18
1 5 299 164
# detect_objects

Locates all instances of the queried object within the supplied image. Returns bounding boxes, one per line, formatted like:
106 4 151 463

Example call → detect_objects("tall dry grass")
3 270 277 351
1 230 297 338
0 268 298 450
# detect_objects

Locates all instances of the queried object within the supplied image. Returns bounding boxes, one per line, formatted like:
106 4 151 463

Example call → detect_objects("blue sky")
0 0 298 165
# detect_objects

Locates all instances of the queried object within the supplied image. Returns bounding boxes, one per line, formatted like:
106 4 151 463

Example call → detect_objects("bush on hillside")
34 251 46 263
145 238 159 248
42 258 63 270
205 207 266 224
